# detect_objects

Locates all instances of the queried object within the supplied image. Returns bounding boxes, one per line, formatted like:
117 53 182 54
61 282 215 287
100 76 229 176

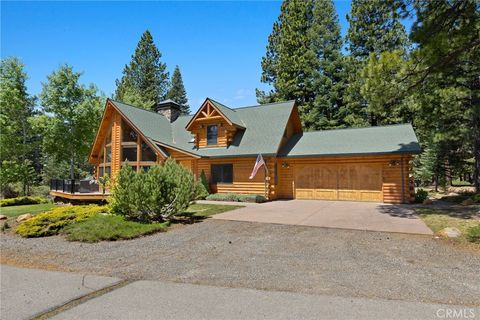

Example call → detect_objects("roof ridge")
233 100 296 110
303 123 413 134
109 99 166 118
207 97 236 112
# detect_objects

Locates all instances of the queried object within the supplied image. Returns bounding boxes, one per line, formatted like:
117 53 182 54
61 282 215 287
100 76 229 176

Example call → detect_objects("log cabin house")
50 98 421 203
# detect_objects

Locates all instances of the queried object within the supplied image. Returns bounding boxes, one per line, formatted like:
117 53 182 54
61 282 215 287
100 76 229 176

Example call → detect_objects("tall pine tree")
257 0 346 130
343 0 408 126
166 65 190 114
115 30 169 110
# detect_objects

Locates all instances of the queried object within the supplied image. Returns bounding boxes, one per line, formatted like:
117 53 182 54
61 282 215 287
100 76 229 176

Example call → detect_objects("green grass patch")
182 203 244 218
62 214 168 242
417 208 480 245
0 203 57 217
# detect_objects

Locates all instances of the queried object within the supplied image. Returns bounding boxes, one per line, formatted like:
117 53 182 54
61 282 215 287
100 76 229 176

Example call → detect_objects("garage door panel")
295 189 315 199
314 189 337 200
315 166 337 189
360 191 383 202
294 163 383 202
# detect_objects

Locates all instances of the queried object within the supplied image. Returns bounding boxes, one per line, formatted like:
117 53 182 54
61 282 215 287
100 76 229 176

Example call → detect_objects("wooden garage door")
294 164 383 202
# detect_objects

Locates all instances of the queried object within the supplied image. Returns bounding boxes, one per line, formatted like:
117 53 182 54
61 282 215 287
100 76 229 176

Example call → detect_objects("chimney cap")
155 99 181 110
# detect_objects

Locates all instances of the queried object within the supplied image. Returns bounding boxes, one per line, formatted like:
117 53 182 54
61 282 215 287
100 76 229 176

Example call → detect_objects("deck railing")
50 179 99 194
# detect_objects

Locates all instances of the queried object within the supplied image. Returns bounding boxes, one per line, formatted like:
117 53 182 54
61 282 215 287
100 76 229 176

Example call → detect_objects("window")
211 164 233 183
122 121 138 142
98 166 104 177
122 146 137 162
141 142 156 161
207 125 218 145
105 166 111 177
105 128 112 145
106 146 112 162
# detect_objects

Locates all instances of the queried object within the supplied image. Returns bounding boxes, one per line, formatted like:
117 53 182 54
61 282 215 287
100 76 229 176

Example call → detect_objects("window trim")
206 124 218 146
211 163 233 184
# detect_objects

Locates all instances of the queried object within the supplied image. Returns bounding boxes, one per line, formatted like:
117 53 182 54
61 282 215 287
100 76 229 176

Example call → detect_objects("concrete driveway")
211 200 433 235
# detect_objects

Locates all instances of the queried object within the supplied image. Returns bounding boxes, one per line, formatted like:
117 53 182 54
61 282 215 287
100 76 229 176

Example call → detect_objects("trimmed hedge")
15 205 108 238
0 196 49 207
206 193 267 203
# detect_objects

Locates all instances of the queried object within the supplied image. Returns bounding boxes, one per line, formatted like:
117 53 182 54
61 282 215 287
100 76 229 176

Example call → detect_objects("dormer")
185 98 245 148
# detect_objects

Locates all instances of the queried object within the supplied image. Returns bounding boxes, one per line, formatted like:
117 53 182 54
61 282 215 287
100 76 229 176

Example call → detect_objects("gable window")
207 125 218 145
141 142 156 161
122 120 138 142
211 164 233 183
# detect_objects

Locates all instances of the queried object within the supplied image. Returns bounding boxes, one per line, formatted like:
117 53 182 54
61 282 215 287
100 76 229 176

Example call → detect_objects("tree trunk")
474 108 480 192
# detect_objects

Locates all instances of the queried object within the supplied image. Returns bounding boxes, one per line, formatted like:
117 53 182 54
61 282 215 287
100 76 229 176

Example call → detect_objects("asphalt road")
51 279 479 320
0 265 120 320
2 265 478 320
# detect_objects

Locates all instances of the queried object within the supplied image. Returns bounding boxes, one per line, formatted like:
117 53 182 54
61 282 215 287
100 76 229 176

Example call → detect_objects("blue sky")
1 1 353 111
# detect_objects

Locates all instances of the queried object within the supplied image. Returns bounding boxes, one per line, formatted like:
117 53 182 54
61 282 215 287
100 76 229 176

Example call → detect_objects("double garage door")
294 164 383 202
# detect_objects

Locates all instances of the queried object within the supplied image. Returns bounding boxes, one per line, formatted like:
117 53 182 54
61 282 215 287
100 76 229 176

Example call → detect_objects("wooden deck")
50 190 110 201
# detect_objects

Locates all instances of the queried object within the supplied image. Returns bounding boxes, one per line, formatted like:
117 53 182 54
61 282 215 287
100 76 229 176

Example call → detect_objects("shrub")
194 170 210 200
29 185 51 197
466 225 480 244
0 196 49 207
110 158 195 222
206 193 267 203
473 194 480 203
15 205 108 237
415 189 429 203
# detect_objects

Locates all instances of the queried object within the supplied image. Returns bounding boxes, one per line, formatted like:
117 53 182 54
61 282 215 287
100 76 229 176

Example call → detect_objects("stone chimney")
155 99 181 122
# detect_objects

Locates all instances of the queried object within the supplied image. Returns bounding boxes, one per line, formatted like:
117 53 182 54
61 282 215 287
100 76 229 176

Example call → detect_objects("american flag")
249 154 266 179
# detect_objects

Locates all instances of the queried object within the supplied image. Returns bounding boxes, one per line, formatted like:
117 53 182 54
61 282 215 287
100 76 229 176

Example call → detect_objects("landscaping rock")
461 198 474 206
422 198 433 205
439 227 461 238
0 215 7 220
16 214 33 223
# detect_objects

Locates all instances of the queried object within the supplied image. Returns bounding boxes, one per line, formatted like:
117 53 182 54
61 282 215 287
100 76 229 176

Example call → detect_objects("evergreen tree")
257 0 346 130
166 65 190 114
40 65 104 179
360 0 479 190
343 0 408 126
115 30 169 110
0 58 37 195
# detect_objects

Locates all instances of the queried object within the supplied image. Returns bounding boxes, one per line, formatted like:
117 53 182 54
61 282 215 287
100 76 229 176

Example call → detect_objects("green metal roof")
108 100 420 159
278 124 421 157
207 98 245 128
110 99 296 158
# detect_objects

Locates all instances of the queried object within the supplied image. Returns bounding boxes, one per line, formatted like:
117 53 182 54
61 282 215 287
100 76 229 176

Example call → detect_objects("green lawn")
9 202 242 242
63 214 169 242
417 208 480 245
181 203 244 218
0 203 57 217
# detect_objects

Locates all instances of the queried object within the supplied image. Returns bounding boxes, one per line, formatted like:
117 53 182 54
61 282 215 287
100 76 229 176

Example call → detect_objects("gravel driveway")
1 220 479 306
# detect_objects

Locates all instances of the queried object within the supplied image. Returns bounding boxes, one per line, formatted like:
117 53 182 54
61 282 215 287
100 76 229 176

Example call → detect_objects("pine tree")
257 0 346 130
343 0 408 126
115 30 169 110
166 65 190 114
